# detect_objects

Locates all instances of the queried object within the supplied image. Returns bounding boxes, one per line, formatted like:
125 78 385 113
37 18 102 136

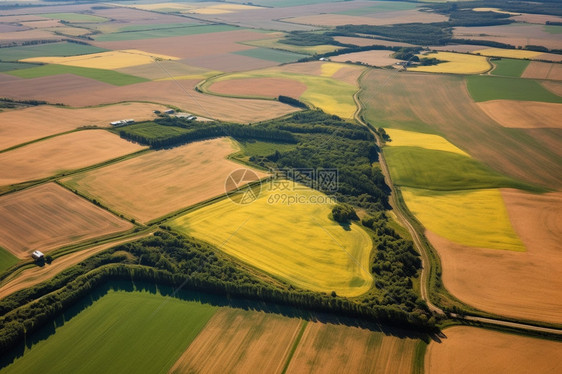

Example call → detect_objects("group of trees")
0 230 435 352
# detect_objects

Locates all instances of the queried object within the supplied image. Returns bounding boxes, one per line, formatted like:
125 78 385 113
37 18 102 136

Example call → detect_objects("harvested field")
0 231 153 299
94 24 238 42
61 138 266 223
384 128 468 156
430 44 495 53
203 63 361 118
0 130 145 186
233 47 307 63
408 52 490 74
181 53 278 72
170 183 373 297
0 290 217 374
0 28 59 44
402 188 525 251
117 60 219 80
0 102 166 150
511 12 562 25
522 61 562 81
331 50 399 67
0 183 132 258
426 326 562 374
453 24 562 51
210 77 307 99
286 321 419 374
92 30 272 60
477 100 562 129
284 9 446 26
0 78 297 122
543 80 562 96
427 189 562 323
0 42 106 61
170 308 302 374
360 70 562 189
22 49 179 70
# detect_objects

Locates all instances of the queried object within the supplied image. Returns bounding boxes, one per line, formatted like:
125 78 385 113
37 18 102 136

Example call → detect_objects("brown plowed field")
0 130 145 186
181 53 278 72
286 322 418 374
169 308 302 374
543 81 562 96
284 10 446 27
522 61 562 80
426 326 562 374
61 138 267 223
477 100 562 128
427 189 562 324
210 77 307 98
0 78 296 122
332 50 399 67
0 103 167 150
0 183 132 258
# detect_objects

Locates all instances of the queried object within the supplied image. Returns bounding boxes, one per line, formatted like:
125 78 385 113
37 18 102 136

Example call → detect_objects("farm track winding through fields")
354 77 562 336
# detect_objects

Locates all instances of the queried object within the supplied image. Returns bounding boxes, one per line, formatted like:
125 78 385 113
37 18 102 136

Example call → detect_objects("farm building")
31 250 44 260
110 119 135 127
164 109 175 114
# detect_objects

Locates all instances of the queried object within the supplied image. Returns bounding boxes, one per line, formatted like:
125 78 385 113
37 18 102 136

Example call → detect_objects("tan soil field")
61 138 267 223
360 70 562 189
511 12 562 25
170 308 301 374
426 326 562 374
0 130 146 186
284 10 446 27
210 77 307 98
0 183 132 258
0 77 296 123
92 30 267 59
117 60 218 80
543 81 562 96
0 28 59 43
0 102 167 150
477 100 562 128
454 24 562 51
332 50 400 67
522 61 562 80
181 53 278 72
427 189 562 324
0 231 152 299
286 322 418 374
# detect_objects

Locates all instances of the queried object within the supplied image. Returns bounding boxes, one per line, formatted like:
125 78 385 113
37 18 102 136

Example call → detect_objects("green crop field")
40 12 108 22
6 64 148 86
0 42 107 61
94 25 239 42
0 62 40 72
233 48 307 63
491 58 530 77
170 184 374 297
0 247 18 274
118 122 190 140
466 76 562 103
544 25 562 34
0 290 217 374
384 147 539 191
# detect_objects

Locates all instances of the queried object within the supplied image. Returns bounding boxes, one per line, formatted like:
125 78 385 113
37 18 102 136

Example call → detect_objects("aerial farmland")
0 0 561 373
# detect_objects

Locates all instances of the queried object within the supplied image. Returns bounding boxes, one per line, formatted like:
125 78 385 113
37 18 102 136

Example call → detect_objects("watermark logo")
268 168 339 192
225 168 262 204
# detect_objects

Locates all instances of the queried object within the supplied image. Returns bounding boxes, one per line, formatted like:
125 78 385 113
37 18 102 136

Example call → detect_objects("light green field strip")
384 128 469 156
0 290 217 374
401 187 525 251
467 75 562 103
170 184 373 297
0 247 18 274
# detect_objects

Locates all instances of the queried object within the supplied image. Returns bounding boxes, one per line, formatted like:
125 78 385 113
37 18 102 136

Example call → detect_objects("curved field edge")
196 67 360 118
169 185 374 297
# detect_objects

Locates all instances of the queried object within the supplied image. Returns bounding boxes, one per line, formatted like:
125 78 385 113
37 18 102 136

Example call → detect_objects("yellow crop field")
202 66 359 118
22 49 179 70
320 62 346 77
170 183 374 297
408 52 491 74
401 187 525 251
384 128 469 156
473 48 544 59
